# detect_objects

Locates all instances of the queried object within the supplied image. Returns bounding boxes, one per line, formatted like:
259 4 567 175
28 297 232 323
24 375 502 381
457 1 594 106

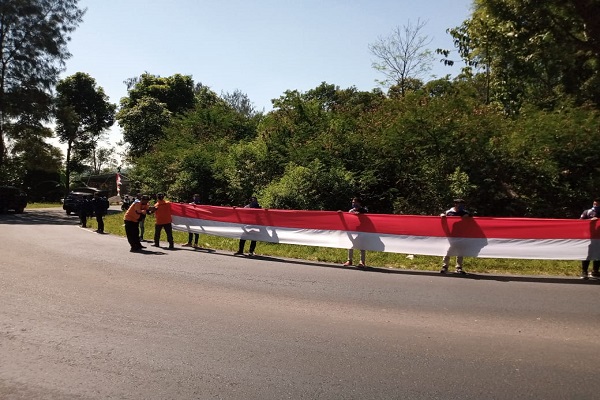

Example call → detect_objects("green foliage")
117 73 196 158
216 139 273 205
0 0 84 171
445 0 600 113
55 72 116 195
123 63 600 221
117 96 172 158
259 160 355 210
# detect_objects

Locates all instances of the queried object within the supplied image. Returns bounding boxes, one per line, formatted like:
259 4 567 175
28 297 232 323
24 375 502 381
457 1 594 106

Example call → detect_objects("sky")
58 0 474 150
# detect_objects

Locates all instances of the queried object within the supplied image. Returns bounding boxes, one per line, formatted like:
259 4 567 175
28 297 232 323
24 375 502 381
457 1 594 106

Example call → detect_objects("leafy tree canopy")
0 0 84 170
55 72 115 193
445 0 600 112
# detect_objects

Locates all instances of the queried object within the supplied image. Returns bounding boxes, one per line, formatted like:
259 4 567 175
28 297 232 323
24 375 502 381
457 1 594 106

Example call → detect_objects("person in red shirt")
151 193 174 249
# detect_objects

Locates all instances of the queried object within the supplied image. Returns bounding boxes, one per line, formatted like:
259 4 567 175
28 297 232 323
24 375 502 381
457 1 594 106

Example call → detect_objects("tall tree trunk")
65 140 73 197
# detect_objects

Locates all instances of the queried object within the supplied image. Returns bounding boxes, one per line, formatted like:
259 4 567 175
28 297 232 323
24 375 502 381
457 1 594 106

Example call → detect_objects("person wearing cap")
182 193 202 248
151 193 174 250
234 196 261 256
133 193 147 242
439 198 471 274
342 197 369 268
124 195 150 252
91 191 110 234
579 199 600 280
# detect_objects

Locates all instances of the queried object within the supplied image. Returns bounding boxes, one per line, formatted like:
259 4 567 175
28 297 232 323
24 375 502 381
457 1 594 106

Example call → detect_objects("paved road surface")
1 208 599 399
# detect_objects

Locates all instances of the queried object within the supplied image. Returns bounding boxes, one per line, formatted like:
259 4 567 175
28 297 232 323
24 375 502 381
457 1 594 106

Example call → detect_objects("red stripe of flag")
170 204 599 240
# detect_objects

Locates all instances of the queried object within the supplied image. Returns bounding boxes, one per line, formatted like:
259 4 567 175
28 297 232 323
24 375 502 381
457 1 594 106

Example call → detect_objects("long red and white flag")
116 173 122 196
170 204 600 260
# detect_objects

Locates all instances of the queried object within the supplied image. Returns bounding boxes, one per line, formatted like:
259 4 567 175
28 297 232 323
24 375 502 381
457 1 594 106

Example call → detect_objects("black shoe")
233 251 243 255
455 268 467 275
440 267 448 274
151 243 160 247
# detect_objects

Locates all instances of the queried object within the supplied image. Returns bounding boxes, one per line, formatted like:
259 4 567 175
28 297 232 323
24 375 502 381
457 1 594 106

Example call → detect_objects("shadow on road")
0 207 122 226
218 253 600 286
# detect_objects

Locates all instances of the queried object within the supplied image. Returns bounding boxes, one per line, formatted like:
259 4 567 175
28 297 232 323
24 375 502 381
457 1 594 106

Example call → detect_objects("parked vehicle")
62 187 108 215
0 186 28 214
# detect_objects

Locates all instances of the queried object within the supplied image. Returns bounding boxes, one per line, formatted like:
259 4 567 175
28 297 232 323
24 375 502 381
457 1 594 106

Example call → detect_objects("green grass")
27 202 63 208
88 211 582 277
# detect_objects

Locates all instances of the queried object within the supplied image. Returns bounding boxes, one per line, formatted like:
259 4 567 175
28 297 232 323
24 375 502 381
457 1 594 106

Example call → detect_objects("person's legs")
235 240 246 254
153 224 163 246
183 232 194 246
193 233 200 246
96 215 104 233
456 256 464 270
441 255 450 272
582 260 590 279
165 224 174 249
139 219 145 240
125 221 141 250
344 249 354 266
359 250 366 265
248 240 257 254
592 260 600 274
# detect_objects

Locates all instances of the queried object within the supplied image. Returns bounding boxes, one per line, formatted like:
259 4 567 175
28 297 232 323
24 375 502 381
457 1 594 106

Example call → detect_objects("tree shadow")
0 208 78 226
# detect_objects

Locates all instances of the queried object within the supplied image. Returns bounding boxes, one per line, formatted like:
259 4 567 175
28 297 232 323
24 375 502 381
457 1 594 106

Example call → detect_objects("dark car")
62 187 108 215
0 186 28 214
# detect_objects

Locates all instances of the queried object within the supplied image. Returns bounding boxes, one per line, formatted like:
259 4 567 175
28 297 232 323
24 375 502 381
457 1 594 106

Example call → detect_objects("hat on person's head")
157 193 164 198
453 198 465 204
141 195 149 201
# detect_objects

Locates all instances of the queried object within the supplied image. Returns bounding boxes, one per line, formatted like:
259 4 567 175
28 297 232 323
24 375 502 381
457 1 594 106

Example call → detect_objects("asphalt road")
1 207 599 399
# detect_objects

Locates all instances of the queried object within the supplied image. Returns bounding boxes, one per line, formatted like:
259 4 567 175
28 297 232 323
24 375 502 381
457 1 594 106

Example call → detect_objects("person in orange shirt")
123 195 150 252
151 193 174 249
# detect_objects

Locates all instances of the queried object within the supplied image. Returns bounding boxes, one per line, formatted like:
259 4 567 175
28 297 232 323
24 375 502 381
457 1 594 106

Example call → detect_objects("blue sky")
59 0 473 147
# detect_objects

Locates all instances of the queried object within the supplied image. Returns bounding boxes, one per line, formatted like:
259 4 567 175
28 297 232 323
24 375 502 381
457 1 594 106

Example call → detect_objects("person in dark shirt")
78 196 93 228
580 199 600 279
440 198 471 274
182 193 203 248
234 196 261 256
343 197 368 268
91 192 109 233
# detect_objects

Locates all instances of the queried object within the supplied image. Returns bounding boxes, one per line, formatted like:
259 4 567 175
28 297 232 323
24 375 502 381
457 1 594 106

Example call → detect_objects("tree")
91 146 117 174
369 19 434 96
222 89 258 117
117 96 171 158
444 0 600 112
117 73 195 158
55 72 115 194
0 0 84 170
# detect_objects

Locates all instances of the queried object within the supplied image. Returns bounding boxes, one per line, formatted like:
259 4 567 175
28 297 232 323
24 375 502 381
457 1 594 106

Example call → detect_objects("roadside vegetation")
26 202 62 209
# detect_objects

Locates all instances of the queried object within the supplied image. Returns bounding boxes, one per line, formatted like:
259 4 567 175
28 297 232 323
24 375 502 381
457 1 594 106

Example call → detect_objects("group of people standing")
78 192 110 234
119 192 600 279
123 193 174 252
342 197 471 274
123 193 261 256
